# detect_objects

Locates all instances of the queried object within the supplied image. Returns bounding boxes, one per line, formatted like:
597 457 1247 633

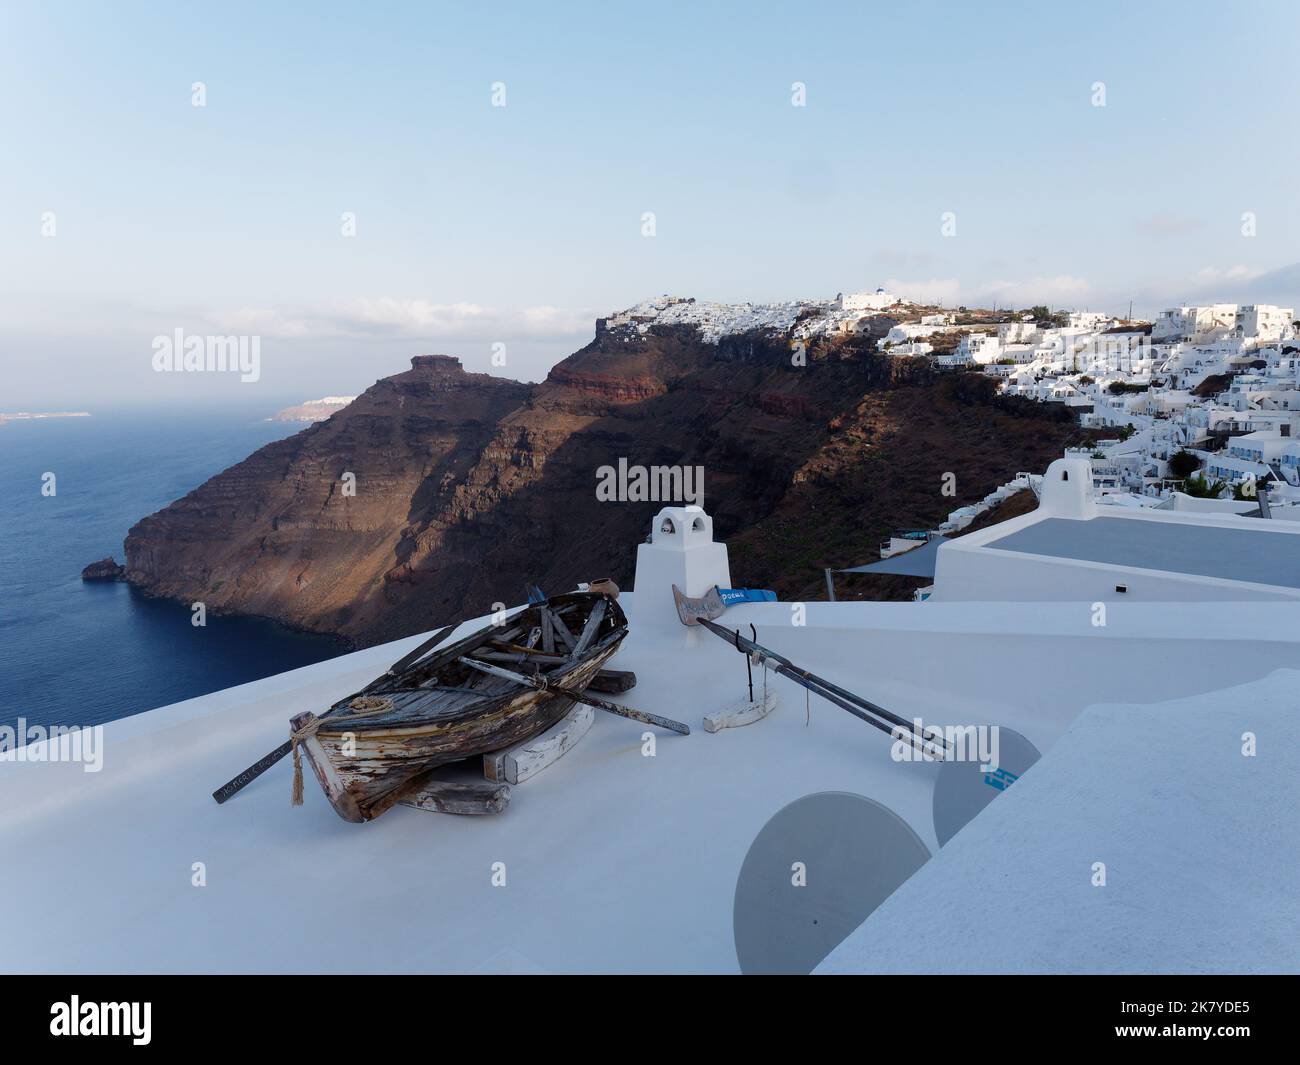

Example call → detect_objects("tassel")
291 741 305 806
288 713 322 807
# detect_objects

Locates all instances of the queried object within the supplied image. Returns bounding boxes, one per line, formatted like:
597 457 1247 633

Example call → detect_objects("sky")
2 0 1299 408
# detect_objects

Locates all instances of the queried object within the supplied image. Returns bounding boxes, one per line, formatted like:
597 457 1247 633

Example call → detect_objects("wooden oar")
459 657 690 735
672 584 948 758
694 617 946 758
212 741 293 804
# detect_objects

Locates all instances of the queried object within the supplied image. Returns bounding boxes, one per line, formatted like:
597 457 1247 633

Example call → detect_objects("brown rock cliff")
124 327 1093 643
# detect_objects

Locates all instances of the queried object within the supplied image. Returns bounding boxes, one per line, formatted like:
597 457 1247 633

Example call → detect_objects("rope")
290 715 327 806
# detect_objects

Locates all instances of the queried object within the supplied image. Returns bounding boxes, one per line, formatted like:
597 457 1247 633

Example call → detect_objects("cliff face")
125 355 531 638
125 327 1090 643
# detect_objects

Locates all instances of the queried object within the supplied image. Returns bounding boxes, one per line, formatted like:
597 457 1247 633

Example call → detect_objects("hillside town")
870 294 1300 523
600 289 1300 528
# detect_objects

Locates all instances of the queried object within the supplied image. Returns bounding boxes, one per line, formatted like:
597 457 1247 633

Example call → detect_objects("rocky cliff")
124 321 1092 644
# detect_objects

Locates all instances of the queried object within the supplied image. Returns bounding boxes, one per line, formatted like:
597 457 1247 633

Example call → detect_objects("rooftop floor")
3 597 1299 973
987 515 1300 588
820 669 1300 974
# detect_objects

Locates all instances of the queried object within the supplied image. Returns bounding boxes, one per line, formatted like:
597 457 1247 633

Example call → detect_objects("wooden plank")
399 778 511 815
588 669 637 694
569 598 606 660
390 613 529 684
483 702 594 785
544 607 576 651
540 610 554 653
483 645 569 664
382 624 456 678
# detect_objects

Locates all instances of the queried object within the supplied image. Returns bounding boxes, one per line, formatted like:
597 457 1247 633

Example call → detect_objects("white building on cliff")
839 287 900 312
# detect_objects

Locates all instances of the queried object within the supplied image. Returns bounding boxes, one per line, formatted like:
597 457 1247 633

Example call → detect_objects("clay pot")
588 578 620 600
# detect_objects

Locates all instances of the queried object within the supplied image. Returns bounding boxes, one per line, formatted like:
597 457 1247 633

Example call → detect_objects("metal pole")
824 568 837 602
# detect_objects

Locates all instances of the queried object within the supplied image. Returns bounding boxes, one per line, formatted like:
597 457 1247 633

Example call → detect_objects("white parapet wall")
931 456 1300 602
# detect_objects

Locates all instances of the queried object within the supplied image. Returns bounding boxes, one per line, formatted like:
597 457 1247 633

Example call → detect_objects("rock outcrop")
82 557 126 581
124 326 1093 644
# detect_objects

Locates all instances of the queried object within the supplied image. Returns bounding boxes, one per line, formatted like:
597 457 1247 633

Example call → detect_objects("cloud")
1191 264 1266 286
974 276 1093 306
1134 213 1204 236
882 278 962 305
884 275 1093 309
205 299 594 341
871 249 942 271
1184 262 1298 307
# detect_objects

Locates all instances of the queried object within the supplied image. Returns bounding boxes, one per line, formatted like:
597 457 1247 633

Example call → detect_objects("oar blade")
672 583 726 626
212 739 293 804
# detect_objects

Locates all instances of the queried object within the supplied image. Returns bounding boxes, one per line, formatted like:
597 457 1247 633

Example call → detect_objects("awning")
837 536 947 578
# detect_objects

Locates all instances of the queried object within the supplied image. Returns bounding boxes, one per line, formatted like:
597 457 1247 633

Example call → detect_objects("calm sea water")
0 411 347 732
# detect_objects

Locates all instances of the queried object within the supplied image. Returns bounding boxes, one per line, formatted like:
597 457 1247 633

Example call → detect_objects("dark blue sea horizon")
0 409 349 733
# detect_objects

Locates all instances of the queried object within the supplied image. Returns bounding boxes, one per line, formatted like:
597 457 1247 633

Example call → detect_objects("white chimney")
1039 457 1097 519
629 505 732 632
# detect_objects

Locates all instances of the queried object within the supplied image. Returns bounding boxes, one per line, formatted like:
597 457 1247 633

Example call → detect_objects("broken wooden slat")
588 669 637 694
483 702 594 785
545 607 577 651
569 598 607 660
384 615 529 688
540 609 555 652
481 649 567 666
488 639 570 660
399 778 511 815
382 624 456 679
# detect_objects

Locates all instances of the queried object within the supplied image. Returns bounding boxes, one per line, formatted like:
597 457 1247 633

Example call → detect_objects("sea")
0 410 348 733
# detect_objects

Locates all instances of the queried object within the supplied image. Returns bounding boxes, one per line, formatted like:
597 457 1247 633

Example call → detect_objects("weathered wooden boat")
289 591 629 823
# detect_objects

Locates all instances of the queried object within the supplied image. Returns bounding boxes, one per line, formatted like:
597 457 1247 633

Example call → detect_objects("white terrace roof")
986 516 1300 588
933 457 1300 602
4 590 1300 974
819 669 1300 975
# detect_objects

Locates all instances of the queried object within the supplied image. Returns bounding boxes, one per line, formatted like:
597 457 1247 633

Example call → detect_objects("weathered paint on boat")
292 592 626 822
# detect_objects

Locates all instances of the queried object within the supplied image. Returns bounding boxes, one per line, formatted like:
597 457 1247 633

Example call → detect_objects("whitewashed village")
603 289 1300 555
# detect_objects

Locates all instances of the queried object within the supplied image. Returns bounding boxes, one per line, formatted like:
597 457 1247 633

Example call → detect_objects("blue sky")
2 0 1298 407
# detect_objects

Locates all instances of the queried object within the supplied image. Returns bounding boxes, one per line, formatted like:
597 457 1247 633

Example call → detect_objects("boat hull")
293 595 625 822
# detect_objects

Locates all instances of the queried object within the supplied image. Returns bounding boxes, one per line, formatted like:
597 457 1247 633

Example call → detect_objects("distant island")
0 411 90 426
267 397 357 423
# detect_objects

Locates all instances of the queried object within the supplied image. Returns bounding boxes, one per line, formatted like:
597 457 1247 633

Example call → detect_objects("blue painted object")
718 588 778 607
